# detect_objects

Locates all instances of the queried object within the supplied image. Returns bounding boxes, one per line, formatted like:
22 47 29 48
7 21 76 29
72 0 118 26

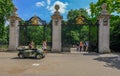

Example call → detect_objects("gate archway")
9 3 111 53
62 15 99 52
19 15 46 47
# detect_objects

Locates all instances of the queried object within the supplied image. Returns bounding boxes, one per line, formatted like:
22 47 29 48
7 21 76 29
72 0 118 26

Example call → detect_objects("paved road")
0 52 120 76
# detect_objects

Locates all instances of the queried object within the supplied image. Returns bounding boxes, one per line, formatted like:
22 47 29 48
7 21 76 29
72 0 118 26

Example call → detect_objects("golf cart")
18 47 45 59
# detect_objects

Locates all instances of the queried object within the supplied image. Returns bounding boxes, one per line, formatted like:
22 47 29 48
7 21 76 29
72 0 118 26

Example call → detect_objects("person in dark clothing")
83 41 87 51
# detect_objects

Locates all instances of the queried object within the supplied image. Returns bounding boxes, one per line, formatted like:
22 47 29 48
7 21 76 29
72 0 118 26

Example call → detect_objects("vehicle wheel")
35 54 42 59
18 53 24 58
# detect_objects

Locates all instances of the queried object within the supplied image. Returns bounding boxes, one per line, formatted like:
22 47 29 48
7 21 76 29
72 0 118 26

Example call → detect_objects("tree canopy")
62 8 90 45
67 8 90 25
0 0 14 38
110 15 120 51
90 0 120 23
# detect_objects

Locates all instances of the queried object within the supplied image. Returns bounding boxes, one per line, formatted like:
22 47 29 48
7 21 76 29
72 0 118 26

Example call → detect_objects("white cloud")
36 1 45 7
86 8 91 15
48 1 68 14
46 0 51 9
5 20 9 26
111 12 120 16
47 0 51 5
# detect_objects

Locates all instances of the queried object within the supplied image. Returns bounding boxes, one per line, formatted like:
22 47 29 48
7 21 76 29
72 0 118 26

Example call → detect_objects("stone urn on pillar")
8 6 21 51
51 5 63 52
98 3 111 53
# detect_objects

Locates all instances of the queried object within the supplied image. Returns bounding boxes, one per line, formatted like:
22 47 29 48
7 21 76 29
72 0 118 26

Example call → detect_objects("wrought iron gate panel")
62 16 99 52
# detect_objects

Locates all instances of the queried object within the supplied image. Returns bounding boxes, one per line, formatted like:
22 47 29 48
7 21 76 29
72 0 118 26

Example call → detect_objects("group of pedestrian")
77 41 89 52
28 40 88 53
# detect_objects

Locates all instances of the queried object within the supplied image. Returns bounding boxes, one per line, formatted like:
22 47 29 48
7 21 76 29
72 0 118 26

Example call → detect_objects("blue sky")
13 0 98 22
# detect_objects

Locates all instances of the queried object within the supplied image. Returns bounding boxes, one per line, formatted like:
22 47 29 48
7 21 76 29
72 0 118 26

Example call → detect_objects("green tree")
62 8 90 45
0 0 14 38
19 26 44 45
67 8 90 25
110 15 120 51
90 0 120 23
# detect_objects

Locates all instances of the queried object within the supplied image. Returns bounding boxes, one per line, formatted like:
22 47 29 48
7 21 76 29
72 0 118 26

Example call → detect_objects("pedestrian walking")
42 40 47 54
79 41 83 52
83 41 87 51
85 41 89 51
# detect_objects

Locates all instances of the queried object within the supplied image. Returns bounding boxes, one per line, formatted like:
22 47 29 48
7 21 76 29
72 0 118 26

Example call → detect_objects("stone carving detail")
9 6 21 27
103 17 108 26
101 3 107 10
101 3 108 15
52 5 62 25
12 6 18 17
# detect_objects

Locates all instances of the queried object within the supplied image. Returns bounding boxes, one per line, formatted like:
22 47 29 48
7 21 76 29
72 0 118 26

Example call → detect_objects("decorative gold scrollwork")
76 16 84 25
31 17 39 25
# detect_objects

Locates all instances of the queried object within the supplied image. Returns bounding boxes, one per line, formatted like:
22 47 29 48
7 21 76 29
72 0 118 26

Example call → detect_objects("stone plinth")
8 6 21 51
51 5 62 52
98 3 111 53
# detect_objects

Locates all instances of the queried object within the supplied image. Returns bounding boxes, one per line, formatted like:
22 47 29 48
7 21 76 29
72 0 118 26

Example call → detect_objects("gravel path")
0 52 120 76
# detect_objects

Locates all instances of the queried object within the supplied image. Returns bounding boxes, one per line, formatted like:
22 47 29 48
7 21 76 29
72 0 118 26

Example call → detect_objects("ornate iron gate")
62 16 99 52
19 15 46 47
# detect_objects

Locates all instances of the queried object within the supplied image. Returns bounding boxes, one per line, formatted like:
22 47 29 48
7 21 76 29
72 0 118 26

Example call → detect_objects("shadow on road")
94 56 120 69
11 57 20 59
11 57 40 60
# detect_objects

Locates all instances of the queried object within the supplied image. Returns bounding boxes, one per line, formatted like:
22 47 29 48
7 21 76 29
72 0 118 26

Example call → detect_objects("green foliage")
89 26 98 43
67 8 90 25
62 8 90 45
20 26 43 45
90 0 120 14
80 26 89 41
45 24 52 42
0 0 14 39
90 0 120 23
27 26 44 44
0 26 9 45
19 24 52 46
110 15 120 51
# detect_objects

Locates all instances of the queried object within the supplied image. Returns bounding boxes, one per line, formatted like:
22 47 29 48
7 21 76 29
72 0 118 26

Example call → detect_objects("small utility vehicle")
18 48 45 59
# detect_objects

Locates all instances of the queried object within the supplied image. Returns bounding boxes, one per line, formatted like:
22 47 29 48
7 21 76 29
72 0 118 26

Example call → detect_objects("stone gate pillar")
98 3 111 53
8 6 21 51
51 5 63 52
